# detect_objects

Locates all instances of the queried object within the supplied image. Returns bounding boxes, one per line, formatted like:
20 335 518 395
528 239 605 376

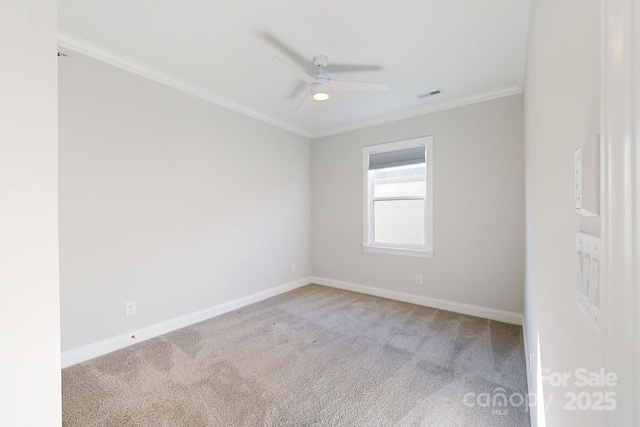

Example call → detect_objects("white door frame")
602 0 639 424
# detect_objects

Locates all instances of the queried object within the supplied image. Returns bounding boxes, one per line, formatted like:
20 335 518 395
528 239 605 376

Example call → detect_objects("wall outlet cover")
125 301 136 317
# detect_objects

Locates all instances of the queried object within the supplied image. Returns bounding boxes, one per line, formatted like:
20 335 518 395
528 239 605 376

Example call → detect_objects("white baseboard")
311 276 524 325
62 276 524 368
61 277 312 368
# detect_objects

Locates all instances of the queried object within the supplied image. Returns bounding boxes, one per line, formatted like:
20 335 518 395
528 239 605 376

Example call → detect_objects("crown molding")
58 33 525 141
310 86 523 139
57 33 313 139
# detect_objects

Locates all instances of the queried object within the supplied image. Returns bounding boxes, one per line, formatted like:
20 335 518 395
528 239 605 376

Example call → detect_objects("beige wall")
311 94 525 315
59 53 311 351
0 0 61 425
59 52 527 363
524 0 602 424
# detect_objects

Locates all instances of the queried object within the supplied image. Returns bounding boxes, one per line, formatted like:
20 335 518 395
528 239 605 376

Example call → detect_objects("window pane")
372 164 426 198
373 199 425 246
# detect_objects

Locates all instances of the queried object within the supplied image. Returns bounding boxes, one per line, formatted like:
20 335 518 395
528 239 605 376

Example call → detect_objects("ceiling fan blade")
273 56 315 84
328 63 384 73
287 81 307 99
330 80 390 92
294 93 312 114
259 31 308 66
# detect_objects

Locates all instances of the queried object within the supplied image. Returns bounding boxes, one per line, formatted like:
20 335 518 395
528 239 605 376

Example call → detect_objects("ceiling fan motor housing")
313 55 329 68
311 81 331 101
271 52 389 109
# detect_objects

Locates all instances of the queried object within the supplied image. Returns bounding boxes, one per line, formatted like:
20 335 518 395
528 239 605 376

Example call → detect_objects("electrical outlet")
416 274 422 285
125 301 136 317
291 264 296 272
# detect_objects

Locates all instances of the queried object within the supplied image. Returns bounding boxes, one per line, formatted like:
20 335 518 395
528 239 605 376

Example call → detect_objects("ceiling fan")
273 54 390 113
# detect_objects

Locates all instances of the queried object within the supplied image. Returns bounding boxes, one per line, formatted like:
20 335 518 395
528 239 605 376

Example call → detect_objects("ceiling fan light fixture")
313 92 330 101
311 82 330 101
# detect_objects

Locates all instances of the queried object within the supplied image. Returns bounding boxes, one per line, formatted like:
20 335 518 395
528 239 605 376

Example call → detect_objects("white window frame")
362 136 433 258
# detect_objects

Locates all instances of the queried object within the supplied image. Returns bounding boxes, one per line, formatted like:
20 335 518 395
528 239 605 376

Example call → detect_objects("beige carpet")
62 284 530 426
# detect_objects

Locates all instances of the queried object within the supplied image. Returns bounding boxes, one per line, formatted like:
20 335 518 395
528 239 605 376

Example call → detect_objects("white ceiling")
58 0 530 138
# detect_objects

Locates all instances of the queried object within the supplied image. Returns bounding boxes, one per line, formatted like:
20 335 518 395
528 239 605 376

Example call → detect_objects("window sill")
362 245 433 258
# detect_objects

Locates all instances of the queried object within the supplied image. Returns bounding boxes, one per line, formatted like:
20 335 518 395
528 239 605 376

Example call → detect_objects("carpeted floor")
62 284 530 426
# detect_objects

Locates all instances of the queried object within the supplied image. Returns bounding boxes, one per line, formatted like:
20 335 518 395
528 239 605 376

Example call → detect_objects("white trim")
61 277 311 368
362 137 434 257
57 33 523 141
56 33 313 139
311 276 523 325
362 246 433 258
311 86 523 139
601 0 640 423
521 318 535 426
62 276 524 368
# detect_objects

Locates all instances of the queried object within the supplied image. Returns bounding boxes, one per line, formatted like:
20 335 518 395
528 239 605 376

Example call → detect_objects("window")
363 136 433 257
